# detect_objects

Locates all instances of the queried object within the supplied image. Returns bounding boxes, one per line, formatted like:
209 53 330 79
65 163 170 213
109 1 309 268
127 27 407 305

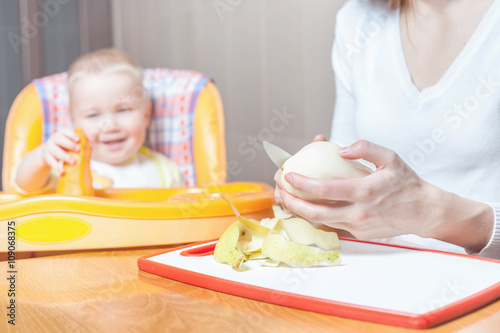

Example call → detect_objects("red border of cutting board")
138 238 500 329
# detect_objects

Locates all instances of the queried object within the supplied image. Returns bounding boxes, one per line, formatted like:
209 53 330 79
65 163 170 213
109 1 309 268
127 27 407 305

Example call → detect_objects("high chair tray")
0 182 273 252
138 238 500 329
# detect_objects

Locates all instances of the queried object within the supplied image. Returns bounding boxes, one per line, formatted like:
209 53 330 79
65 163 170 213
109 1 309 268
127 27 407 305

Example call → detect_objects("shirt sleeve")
329 7 358 147
476 203 500 259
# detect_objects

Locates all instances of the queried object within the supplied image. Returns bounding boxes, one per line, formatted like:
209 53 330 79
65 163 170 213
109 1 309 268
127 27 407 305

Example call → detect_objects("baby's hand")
41 129 81 174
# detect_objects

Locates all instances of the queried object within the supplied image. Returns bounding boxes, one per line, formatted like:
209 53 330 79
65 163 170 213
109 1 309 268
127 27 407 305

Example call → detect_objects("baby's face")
70 72 151 165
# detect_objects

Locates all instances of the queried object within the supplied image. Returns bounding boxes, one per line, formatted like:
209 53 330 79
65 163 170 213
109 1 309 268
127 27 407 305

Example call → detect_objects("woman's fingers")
312 134 327 142
279 190 351 223
279 190 377 240
273 169 282 185
283 172 358 202
274 186 282 204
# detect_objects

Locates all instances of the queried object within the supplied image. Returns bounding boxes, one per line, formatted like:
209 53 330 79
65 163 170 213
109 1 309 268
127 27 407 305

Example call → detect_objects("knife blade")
263 141 292 168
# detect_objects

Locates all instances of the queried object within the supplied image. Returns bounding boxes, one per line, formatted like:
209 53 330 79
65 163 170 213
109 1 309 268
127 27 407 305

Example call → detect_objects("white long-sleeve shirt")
330 0 500 259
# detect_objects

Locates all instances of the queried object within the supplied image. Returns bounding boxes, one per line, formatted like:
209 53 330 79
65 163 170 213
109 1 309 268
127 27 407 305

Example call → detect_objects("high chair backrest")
2 69 226 193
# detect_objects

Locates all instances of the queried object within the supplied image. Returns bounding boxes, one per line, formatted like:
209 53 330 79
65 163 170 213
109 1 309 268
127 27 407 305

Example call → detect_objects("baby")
14 48 182 193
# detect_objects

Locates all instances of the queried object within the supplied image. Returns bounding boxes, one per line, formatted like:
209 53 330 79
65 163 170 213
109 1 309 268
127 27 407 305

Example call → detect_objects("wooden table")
1 247 500 333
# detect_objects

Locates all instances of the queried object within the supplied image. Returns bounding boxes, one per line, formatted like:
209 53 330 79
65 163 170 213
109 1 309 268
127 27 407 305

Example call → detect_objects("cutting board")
138 238 500 329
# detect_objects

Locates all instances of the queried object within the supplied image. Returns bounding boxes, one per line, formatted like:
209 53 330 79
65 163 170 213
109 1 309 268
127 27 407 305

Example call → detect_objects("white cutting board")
138 239 500 329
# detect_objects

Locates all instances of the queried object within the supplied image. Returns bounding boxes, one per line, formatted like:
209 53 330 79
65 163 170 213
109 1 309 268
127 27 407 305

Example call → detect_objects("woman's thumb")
338 140 399 169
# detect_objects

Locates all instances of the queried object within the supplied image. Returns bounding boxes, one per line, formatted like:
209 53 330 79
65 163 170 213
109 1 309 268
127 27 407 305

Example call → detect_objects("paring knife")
263 141 292 168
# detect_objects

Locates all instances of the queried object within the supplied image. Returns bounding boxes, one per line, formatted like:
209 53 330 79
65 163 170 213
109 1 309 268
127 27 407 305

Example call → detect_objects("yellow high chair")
0 70 273 253
3 74 227 191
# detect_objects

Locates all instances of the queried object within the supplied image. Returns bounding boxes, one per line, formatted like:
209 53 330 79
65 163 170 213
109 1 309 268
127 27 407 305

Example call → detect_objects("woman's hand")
277 140 493 252
41 129 81 174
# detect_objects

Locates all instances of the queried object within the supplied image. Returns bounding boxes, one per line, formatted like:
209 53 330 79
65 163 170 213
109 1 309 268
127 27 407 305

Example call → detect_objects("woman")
275 0 500 259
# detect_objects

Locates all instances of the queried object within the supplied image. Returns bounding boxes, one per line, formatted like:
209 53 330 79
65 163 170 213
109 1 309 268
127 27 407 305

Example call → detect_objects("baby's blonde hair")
67 48 143 89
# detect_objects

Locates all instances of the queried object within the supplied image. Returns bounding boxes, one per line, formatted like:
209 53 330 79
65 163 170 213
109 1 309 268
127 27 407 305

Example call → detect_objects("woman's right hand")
274 134 327 207
41 129 81 174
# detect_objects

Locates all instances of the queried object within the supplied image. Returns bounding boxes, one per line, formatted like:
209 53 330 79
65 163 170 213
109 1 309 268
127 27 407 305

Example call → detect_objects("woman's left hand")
279 140 447 240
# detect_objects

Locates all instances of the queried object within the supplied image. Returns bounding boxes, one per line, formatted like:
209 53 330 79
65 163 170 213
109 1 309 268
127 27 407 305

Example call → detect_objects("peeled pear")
280 141 372 202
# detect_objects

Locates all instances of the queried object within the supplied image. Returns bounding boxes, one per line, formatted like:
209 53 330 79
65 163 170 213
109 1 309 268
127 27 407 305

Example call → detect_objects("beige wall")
112 0 345 185
0 0 112 191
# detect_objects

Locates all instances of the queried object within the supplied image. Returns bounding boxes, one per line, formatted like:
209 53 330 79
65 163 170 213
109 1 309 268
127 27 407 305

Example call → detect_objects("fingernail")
284 174 293 185
338 146 350 154
68 157 75 164
280 190 286 200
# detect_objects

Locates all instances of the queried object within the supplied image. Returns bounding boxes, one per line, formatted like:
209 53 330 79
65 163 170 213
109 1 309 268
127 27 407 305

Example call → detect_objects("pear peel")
213 222 246 269
220 192 271 235
262 231 340 268
276 218 340 251
214 196 342 270
272 205 293 219
244 233 266 254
